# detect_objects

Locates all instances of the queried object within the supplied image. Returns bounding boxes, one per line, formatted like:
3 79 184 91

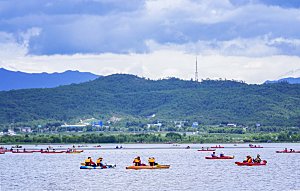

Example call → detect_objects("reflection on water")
0 143 299 191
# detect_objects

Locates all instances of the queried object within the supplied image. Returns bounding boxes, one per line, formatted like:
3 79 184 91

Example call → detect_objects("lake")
0 143 299 191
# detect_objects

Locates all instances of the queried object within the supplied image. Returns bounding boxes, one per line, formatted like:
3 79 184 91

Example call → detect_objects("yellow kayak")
66 150 83 154
126 165 170 170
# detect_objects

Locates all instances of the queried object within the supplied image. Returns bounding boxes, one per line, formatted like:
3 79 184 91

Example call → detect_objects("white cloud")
0 0 300 84
1 47 300 84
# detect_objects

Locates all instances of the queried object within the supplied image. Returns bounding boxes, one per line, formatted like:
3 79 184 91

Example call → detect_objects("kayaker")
254 154 261 163
133 156 141 166
284 148 288 152
220 152 224 157
96 157 104 167
148 157 156 166
243 155 253 163
85 157 96 166
211 152 216 157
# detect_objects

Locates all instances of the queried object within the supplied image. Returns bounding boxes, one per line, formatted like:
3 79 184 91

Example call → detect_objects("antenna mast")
195 56 198 82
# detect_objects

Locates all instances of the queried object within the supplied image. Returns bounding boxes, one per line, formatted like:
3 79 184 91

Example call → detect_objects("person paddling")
254 154 261 163
96 157 104 167
85 157 96 166
148 157 157 166
211 151 216 157
243 155 253 163
133 156 141 166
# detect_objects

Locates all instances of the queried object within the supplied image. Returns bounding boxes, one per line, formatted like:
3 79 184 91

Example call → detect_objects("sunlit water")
0 143 299 191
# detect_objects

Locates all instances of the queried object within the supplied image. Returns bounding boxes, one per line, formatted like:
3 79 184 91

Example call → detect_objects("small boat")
276 150 300 153
211 146 224 148
12 145 22 148
12 151 34 154
249 144 263 148
197 149 216 152
78 145 88 148
235 160 267 166
94 145 101 148
66 150 83 154
41 151 65 154
250 146 263 148
80 165 116 169
205 156 234 159
126 165 170 170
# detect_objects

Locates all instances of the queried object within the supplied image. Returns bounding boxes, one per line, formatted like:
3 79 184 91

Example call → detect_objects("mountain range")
0 74 299 127
265 77 300 84
0 68 99 91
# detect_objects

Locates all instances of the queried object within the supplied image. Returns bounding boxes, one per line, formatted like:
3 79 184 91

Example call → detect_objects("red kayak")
205 156 234 159
235 160 267 166
197 149 216 152
41 151 65 154
276 150 300 153
12 151 34 154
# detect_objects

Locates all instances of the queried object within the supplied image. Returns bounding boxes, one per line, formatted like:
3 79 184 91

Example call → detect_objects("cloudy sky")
1 0 300 83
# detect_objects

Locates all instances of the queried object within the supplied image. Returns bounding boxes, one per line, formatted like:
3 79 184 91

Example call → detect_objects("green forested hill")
0 74 300 127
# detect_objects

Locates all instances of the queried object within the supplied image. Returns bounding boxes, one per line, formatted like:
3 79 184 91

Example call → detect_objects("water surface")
0 143 299 191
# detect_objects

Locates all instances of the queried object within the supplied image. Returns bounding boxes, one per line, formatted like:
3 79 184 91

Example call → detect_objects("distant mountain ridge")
0 68 99 91
265 77 300 84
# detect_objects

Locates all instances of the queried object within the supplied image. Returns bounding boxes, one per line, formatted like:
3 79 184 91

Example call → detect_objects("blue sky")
0 0 300 83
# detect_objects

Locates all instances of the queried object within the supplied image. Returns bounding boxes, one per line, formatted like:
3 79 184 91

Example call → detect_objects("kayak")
276 151 300 153
235 160 267 166
250 146 263 148
66 150 83 154
211 146 224 148
205 156 234 159
197 149 216 151
126 165 170 170
66 151 82 154
41 151 65 154
80 165 116 169
12 151 34 153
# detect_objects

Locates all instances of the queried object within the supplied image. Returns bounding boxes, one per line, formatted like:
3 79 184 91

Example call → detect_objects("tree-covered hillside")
0 74 300 127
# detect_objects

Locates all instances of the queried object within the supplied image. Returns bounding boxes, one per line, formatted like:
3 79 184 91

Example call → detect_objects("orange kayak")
126 165 170 170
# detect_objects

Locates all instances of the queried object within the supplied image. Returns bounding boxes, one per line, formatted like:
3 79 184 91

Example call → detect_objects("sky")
0 0 300 84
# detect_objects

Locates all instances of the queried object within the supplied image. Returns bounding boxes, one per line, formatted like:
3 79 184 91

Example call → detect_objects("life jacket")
247 158 253 163
96 159 102 164
148 158 155 163
134 158 140 163
85 159 91 163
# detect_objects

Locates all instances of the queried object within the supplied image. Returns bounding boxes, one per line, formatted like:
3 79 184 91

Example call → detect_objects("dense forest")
0 74 300 127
